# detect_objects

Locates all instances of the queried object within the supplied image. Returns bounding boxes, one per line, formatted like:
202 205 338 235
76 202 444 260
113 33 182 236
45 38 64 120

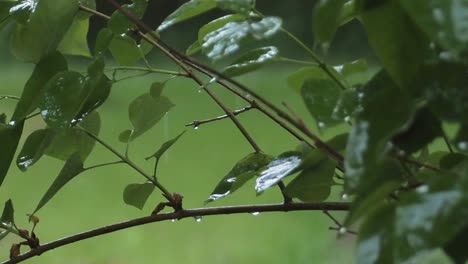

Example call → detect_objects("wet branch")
185 105 255 128
3 202 350 264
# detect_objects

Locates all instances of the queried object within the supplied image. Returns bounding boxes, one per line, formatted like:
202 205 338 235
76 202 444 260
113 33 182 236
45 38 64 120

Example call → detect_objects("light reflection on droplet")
458 141 468 151
251 212 260 216
344 116 351 123
194 126 199 130
338 227 347 235
341 193 349 200
170 219 177 223
194 216 203 223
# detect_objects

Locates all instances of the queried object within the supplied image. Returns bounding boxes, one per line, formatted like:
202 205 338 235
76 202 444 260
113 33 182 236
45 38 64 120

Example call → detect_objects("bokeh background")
0 1 374 263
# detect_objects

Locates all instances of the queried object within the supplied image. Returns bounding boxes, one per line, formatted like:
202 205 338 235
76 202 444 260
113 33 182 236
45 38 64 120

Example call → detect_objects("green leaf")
0 1 16 31
10 0 79 62
284 158 336 202
215 0 255 14
358 0 429 88
400 0 468 55
288 66 335 92
198 14 246 43
16 129 55 171
0 121 24 186
331 85 363 122
344 70 413 192
312 0 345 44
158 0 217 32
119 91 174 142
0 230 8 241
33 153 84 214
326 132 348 154
39 71 90 128
45 112 100 161
301 77 342 131
146 131 186 161
201 16 282 60
58 17 91 57
94 28 114 55
222 46 279 77
1 199 14 226
123 182 155 210
444 223 468 264
392 108 442 155
107 0 147 35
255 151 303 193
12 51 68 122
9 0 34 24
109 34 144 66
206 152 272 203
185 41 202 56
149 82 165 99
333 59 372 87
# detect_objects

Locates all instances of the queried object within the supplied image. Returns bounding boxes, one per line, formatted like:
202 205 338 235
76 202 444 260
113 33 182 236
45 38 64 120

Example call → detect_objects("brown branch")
185 105 255 128
103 0 262 154
3 202 350 264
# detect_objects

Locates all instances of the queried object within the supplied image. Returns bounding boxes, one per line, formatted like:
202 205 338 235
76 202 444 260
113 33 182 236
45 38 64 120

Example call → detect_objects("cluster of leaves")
0 0 468 263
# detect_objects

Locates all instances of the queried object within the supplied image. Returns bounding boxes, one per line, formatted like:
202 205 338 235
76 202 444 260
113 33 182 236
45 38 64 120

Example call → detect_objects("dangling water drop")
251 212 260 216
458 141 468 151
344 116 351 123
341 193 348 200
194 125 199 130
317 122 325 130
338 227 347 235
171 219 177 223
194 216 203 223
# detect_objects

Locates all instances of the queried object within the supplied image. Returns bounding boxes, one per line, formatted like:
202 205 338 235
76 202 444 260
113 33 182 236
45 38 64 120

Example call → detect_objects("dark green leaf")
123 182 155 210
0 199 14 225
255 151 303 193
331 85 363 122
0 121 24 186
392 108 442 155
301 77 342 131
333 59 372 86
0 2 16 30
145 131 186 161
16 129 55 171
344 70 414 192
45 111 100 161
39 71 90 128
12 51 68 122
216 0 255 14
33 153 84 214
10 0 79 62
312 0 345 44
120 91 174 142
0 114 6 124
109 34 144 66
400 0 468 55
149 82 165 99
158 0 217 32
9 0 34 24
201 16 282 60
58 17 91 57
326 133 348 154
94 28 114 55
206 152 272 203
107 0 147 35
284 158 336 202
444 223 468 264
358 0 429 88
222 46 279 77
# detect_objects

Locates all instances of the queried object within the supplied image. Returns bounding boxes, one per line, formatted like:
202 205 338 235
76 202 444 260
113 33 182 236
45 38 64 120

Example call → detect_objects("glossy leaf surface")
158 0 217 32
255 151 303 193
222 46 279 77
16 129 55 171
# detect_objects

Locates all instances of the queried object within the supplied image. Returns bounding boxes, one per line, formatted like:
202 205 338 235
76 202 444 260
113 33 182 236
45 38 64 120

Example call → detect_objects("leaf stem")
185 105 254 128
3 202 350 264
80 128 176 205
83 161 124 172
276 57 318 66
106 66 189 77
442 130 454 153
0 96 20 101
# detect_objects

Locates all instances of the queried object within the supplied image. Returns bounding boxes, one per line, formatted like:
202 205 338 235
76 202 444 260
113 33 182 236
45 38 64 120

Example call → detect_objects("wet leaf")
123 182 155 210
109 34 144 66
186 41 202 56
284 158 336 202
454 125 468 154
146 131 186 161
0 121 24 186
312 0 345 44
400 0 468 55
331 85 363 122
333 59 372 86
201 16 282 60
344 70 414 193
288 66 337 92
255 151 303 193
45 112 100 161
158 0 217 32
94 28 114 55
1 199 14 226
216 0 255 14
0 2 16 30
358 0 428 88
107 0 147 35
12 51 68 122
16 129 55 171
58 17 91 57
39 71 91 128
10 0 79 62
222 46 279 77
206 152 272 203
119 90 174 142
198 14 246 43
33 153 84 214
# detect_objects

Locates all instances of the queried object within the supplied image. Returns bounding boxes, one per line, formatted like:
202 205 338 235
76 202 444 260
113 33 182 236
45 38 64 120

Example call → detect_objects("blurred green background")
0 1 368 263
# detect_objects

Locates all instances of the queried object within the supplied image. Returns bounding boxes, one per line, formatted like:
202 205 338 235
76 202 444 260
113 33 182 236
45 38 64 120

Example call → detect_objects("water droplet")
208 77 218 84
397 149 406 156
198 89 203 93
341 193 348 200
416 185 429 194
338 227 347 235
170 219 177 223
251 212 260 216
344 116 351 123
226 177 236 183
317 122 325 129
194 125 199 130
357 92 364 99
458 141 468 151
8 121 15 126
194 216 203 223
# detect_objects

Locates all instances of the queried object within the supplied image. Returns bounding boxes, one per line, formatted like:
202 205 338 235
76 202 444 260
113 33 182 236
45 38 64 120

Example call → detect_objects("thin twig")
322 210 357 235
106 66 189 77
0 95 20 101
3 202 350 264
185 105 254 127
442 130 454 153
83 161 125 171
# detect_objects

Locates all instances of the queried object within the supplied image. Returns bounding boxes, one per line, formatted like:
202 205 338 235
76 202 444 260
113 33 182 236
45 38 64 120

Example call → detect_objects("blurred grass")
0 62 354 263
